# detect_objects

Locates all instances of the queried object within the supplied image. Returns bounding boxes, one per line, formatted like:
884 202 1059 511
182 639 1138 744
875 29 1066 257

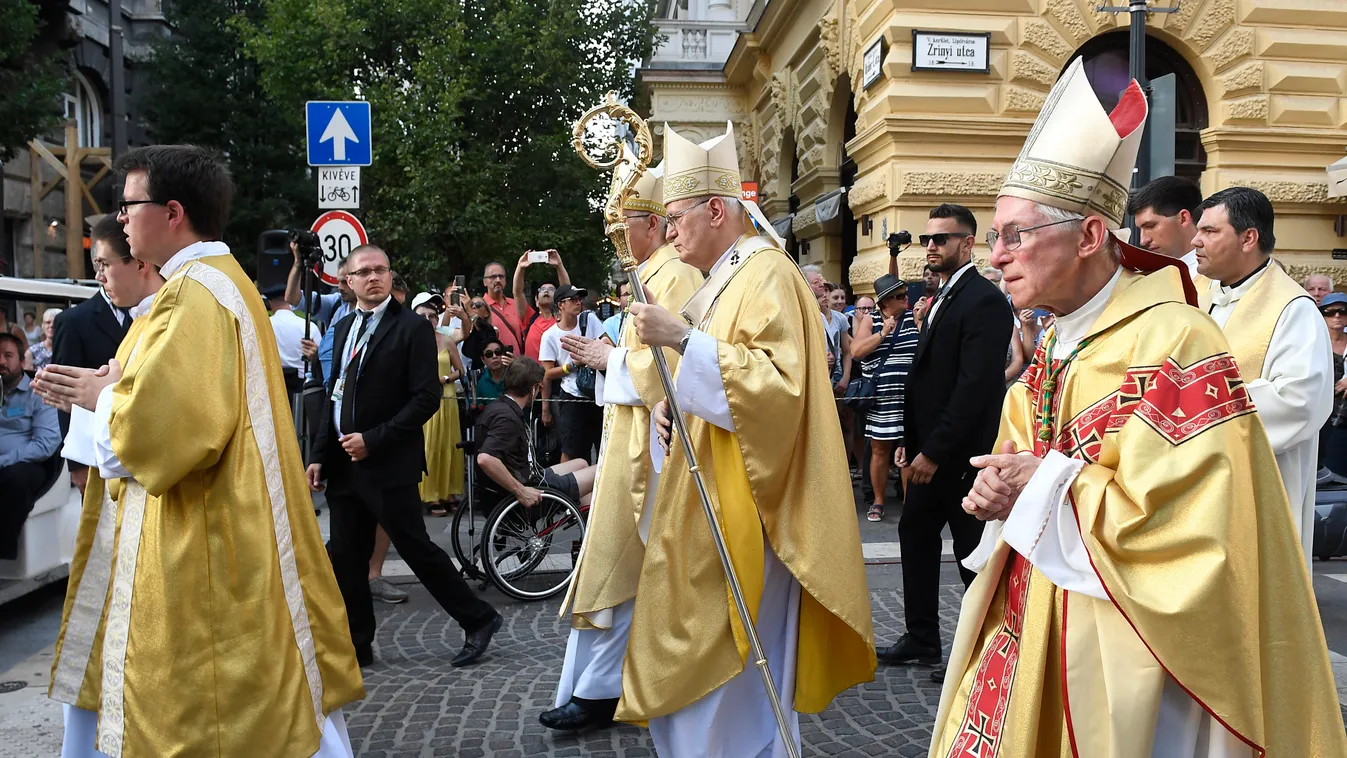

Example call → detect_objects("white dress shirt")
1179 250 1200 281
925 260 976 326
269 308 312 371
332 295 392 436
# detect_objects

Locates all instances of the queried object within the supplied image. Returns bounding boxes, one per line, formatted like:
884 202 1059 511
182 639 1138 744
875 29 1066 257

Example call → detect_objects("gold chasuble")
49 252 364 758
928 269 1346 758
568 242 703 628
1198 262 1311 382
615 236 876 723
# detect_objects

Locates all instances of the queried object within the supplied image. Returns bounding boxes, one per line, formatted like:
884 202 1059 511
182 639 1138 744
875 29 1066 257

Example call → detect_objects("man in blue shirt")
601 280 631 346
0 332 61 559
285 244 356 387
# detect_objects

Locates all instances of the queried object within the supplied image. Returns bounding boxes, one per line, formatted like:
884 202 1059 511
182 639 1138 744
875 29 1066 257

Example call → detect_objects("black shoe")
355 644 374 668
929 664 946 684
538 697 619 731
876 634 941 666
451 612 503 667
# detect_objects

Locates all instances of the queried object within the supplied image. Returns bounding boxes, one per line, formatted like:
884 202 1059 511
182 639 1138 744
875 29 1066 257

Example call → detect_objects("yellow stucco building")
642 0 1347 293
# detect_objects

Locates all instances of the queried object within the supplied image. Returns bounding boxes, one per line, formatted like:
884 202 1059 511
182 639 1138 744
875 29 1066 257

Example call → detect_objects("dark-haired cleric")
36 144 363 758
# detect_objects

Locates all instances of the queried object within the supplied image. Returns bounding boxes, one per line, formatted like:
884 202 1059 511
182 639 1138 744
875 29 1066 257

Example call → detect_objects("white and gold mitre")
624 160 667 217
999 56 1148 228
662 122 742 204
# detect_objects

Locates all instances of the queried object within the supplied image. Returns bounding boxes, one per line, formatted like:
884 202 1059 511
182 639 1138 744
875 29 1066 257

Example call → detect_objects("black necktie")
339 311 372 432
117 306 132 322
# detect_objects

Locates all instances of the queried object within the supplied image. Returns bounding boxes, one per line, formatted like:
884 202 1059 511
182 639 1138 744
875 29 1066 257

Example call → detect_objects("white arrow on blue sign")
306 101 372 167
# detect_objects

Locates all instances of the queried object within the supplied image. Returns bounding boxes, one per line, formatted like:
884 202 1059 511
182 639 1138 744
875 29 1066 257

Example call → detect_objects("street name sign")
306 101 372 166
310 210 369 285
911 31 990 74
318 167 361 209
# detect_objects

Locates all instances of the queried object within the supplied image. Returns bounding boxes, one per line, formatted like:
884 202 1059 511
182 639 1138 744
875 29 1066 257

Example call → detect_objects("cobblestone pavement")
346 585 963 758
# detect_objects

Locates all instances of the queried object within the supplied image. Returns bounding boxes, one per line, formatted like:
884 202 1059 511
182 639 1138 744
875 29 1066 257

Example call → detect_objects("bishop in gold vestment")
624 123 875 757
930 57 1345 758
48 242 364 758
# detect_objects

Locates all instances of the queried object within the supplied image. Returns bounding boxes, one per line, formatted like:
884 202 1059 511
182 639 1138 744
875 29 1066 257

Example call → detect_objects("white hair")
42 308 62 321
1306 273 1334 288
800 264 824 280
1031 202 1118 260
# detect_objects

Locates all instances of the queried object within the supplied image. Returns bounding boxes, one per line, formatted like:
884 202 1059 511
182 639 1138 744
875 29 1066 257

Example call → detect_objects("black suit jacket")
51 293 130 437
902 266 1014 469
313 296 442 487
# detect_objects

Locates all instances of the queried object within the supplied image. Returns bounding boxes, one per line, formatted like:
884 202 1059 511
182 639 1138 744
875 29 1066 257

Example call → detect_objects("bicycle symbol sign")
318 166 361 210
310 210 369 286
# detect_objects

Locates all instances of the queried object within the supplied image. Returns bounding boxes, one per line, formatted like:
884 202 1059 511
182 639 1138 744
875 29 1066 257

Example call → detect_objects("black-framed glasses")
482 349 503 358
985 217 1083 251
667 198 712 228
918 232 971 247
484 273 506 280
471 301 487 309
118 199 164 215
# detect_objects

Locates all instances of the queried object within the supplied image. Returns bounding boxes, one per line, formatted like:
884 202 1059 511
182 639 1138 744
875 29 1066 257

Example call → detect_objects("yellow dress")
49 253 363 758
418 346 464 502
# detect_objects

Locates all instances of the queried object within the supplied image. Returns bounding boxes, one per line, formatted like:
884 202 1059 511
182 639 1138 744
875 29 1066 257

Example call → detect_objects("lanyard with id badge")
331 314 376 406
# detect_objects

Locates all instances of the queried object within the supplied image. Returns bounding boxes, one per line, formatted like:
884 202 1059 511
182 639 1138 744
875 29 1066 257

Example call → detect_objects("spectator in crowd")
979 266 1000 285
51 215 134 495
306 256 356 389
475 356 596 508
310 244 501 666
848 295 877 488
514 250 570 360
22 311 40 346
539 284 604 463
0 332 61 560
1306 273 1334 306
412 292 466 518
24 308 59 373
602 280 632 346
483 258 539 355
1127 175 1203 282
1319 293 1347 470
285 239 354 330
0 307 27 347
391 273 410 304
878 203 1011 684
802 266 851 387
461 295 503 367
474 338 512 406
913 265 940 329
263 284 311 398
850 275 919 522
828 284 847 313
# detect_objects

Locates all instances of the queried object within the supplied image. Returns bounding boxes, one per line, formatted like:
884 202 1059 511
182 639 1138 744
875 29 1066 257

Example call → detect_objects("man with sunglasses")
877 203 1012 683
929 60 1343 756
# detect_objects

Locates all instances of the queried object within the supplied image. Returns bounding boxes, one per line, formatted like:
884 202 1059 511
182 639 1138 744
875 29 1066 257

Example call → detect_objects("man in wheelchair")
475 356 595 508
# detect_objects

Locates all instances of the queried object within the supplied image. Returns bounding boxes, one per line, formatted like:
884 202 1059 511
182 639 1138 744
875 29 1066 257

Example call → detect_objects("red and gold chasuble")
930 268 1346 758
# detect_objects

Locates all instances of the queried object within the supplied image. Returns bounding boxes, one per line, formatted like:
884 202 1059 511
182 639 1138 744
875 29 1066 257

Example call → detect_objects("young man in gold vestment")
926 58 1345 758
34 145 364 758
537 160 704 731
618 123 875 757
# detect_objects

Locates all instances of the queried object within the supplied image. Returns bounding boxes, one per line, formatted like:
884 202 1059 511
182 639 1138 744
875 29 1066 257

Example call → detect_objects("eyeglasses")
482 349 503 358
918 232 972 247
666 198 712 228
348 266 391 279
91 256 133 274
985 217 1083 251
118 199 164 215
1324 309 1347 317
471 301 487 309
855 306 874 312
484 273 506 280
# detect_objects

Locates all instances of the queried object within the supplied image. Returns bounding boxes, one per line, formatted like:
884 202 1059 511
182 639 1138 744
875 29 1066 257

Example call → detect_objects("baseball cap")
555 284 588 303
410 292 444 312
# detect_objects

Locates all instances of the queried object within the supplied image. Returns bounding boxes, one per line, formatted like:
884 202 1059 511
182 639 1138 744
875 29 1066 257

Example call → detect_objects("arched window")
1067 32 1209 183
63 71 103 149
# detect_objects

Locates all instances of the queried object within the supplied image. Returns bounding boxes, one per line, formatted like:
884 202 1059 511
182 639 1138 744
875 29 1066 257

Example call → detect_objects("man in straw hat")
614 122 875 756
538 160 703 731
927 58 1345 757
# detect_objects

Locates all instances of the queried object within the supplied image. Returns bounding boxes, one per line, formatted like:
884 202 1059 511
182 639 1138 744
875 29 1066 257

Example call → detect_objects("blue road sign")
306 101 372 167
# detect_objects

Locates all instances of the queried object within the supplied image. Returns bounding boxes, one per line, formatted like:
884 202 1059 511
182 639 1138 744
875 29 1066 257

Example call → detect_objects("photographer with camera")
285 232 356 387
514 249 570 360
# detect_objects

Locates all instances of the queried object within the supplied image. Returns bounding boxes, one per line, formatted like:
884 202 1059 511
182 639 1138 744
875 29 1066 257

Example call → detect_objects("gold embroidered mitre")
624 160 667 217
1000 56 1147 228
662 122 742 204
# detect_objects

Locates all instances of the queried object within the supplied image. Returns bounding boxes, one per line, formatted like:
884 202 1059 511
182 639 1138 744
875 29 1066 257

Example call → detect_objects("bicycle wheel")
482 489 586 601
449 499 489 581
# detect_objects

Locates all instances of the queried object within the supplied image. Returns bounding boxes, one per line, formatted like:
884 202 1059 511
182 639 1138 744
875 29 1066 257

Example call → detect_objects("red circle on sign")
310 210 369 286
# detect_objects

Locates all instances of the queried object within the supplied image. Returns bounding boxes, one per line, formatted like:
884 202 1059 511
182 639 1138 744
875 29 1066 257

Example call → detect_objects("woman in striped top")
851 275 920 522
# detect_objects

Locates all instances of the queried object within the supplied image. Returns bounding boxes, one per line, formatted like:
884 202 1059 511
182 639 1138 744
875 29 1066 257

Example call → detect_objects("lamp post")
1096 1 1180 191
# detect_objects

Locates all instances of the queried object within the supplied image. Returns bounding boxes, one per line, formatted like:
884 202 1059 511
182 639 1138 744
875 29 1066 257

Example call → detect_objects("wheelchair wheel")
481 488 586 601
449 500 489 582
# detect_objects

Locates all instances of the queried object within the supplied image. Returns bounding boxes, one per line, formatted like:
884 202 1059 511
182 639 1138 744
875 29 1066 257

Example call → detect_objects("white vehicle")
0 276 99 605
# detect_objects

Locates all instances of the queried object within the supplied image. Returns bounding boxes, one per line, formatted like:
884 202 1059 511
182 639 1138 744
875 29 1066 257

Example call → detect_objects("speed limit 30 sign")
310 210 369 285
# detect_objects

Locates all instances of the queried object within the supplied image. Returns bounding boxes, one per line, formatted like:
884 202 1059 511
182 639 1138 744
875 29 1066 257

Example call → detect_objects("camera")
887 230 912 257
289 229 323 266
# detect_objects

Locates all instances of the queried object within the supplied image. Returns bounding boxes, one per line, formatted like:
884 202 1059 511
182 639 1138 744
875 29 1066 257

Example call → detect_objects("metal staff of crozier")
570 91 799 758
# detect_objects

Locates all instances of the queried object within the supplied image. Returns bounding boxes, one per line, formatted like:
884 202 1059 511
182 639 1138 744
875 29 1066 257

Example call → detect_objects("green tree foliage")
240 0 656 292
140 0 315 274
0 0 67 157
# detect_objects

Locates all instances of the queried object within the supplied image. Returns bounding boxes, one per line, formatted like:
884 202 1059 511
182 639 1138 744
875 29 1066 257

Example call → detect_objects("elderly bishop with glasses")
926 59 1346 758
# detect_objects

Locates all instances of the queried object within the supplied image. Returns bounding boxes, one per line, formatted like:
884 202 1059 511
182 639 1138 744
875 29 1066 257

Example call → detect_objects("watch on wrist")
676 328 694 355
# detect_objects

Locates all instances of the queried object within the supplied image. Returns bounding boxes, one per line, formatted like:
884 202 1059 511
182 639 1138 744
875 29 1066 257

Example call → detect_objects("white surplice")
1206 264 1333 568
966 269 1252 758
61 706 354 758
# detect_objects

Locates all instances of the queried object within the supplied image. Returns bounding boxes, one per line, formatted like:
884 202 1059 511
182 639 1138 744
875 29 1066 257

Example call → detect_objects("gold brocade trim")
624 198 667 216
183 264 326 729
1003 158 1128 225
663 165 741 203
96 481 148 758
50 486 119 705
